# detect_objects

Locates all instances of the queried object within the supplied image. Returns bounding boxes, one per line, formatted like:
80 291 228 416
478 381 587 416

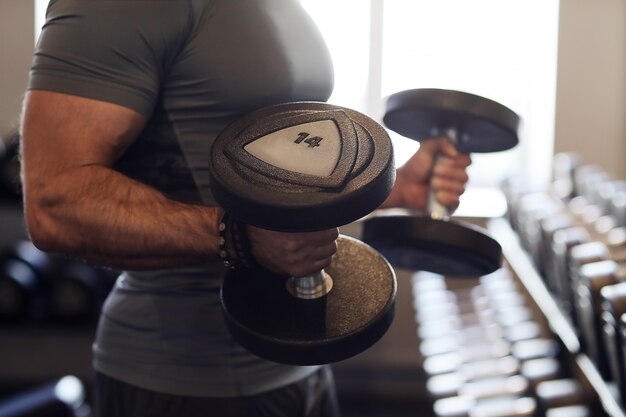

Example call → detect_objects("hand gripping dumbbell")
362 88 519 277
209 102 397 365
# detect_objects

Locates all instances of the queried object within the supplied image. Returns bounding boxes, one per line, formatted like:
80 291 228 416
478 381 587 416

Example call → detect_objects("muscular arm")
21 91 222 270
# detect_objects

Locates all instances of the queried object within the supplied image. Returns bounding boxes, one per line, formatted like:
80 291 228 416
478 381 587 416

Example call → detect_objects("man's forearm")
25 164 221 270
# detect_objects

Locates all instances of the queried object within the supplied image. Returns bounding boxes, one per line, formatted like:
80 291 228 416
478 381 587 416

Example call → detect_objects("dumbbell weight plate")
362 215 501 276
383 88 519 153
211 102 395 232
363 89 517 276
574 260 618 378
211 102 397 364
221 235 395 365
600 282 626 391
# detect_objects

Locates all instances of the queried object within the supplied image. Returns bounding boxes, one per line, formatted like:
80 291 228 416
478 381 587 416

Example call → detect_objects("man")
21 0 471 416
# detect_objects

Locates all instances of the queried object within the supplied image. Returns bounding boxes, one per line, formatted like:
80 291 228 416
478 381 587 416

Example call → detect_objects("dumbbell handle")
286 270 333 299
428 128 459 220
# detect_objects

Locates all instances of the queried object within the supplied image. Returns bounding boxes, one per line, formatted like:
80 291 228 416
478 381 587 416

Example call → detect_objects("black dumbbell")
548 227 591 315
573 165 612 205
535 378 590 413
550 152 581 201
573 259 622 378
540 191 620 288
0 375 88 417
0 241 51 321
514 193 564 272
553 239 610 330
209 102 396 365
598 181 626 219
362 88 519 277
611 191 626 228
600 282 626 401
433 395 537 417
566 228 625 326
539 160 624 273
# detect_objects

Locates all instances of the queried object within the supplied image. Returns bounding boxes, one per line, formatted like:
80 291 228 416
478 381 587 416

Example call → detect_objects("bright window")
301 0 560 191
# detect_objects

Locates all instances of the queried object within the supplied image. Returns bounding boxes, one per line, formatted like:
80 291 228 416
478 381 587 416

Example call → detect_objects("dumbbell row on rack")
412 270 600 417
0 240 117 323
504 152 626 406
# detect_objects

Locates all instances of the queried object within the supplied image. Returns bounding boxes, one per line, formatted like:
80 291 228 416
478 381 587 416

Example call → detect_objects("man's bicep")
21 90 147 178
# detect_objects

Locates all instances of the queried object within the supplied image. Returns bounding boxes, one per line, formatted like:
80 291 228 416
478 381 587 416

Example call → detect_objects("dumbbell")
361 88 519 277
548 227 591 316
549 223 624 322
538 162 622 271
550 152 581 201
0 375 88 417
612 191 626 228
433 395 537 417
539 187 620 287
421 271 559 400
597 181 626 220
512 193 564 273
0 241 51 321
209 102 397 365
573 259 623 377
566 227 625 327
534 378 594 417
600 282 626 402
535 378 586 410
561 241 611 332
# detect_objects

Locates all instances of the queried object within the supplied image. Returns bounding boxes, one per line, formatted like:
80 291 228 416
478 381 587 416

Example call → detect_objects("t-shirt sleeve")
28 0 192 117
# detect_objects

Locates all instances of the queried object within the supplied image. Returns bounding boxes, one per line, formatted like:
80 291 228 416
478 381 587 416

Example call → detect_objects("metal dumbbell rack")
412 232 603 416
493 159 626 417
490 217 620 416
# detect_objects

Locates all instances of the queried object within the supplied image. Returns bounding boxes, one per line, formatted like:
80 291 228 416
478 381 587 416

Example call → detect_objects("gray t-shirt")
29 0 334 397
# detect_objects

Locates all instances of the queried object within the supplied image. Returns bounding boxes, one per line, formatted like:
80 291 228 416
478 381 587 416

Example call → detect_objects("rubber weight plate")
210 102 395 232
383 88 519 153
362 215 502 276
221 235 396 365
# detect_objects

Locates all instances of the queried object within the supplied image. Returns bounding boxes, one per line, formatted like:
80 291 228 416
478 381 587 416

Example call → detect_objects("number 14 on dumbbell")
210 102 397 365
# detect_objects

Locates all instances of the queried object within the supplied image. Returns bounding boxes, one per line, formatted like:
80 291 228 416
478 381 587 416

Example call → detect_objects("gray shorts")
93 366 341 417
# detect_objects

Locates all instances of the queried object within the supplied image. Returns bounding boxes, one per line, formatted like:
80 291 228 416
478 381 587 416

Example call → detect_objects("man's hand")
246 226 339 277
381 136 472 212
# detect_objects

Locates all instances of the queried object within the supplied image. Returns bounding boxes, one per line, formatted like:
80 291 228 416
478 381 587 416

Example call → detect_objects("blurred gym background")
1 1 625 416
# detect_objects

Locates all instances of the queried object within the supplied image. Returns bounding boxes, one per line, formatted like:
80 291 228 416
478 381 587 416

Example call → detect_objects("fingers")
433 155 472 181
247 226 339 277
416 137 472 210
432 154 472 208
